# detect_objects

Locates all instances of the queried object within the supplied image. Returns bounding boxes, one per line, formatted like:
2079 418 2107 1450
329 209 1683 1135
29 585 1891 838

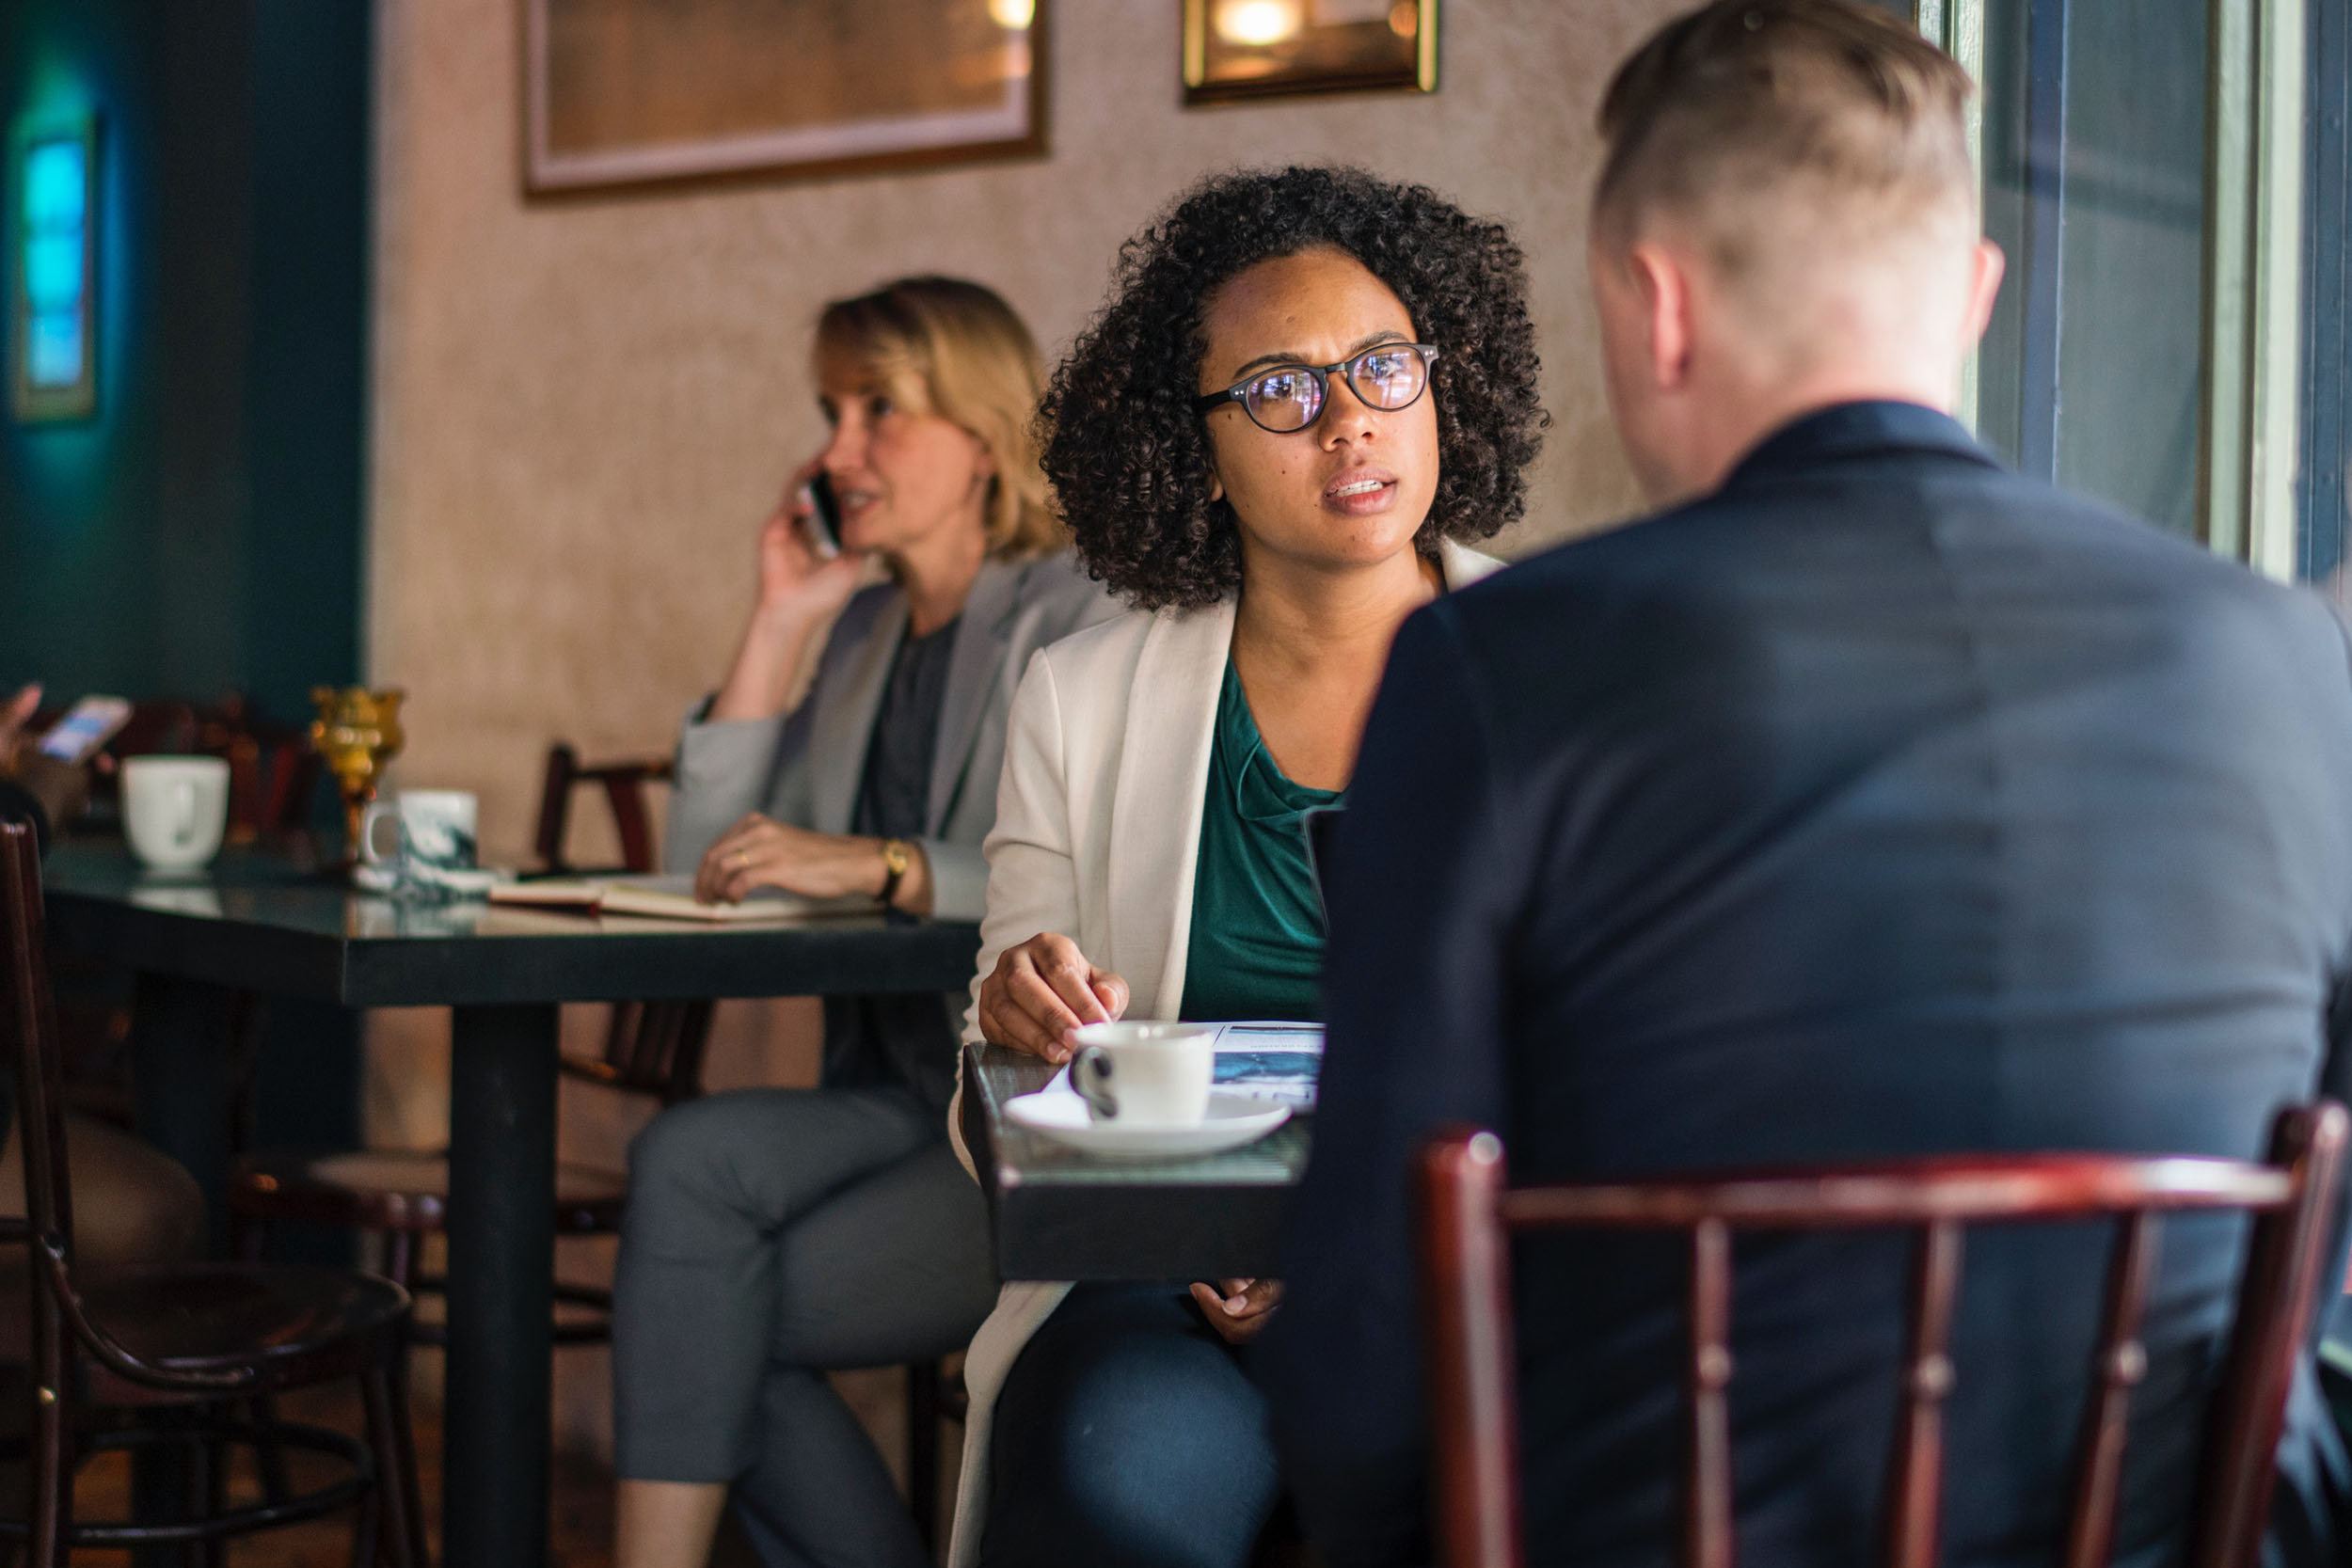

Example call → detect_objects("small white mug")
359 789 479 891
1069 1022 1218 1127
120 756 231 873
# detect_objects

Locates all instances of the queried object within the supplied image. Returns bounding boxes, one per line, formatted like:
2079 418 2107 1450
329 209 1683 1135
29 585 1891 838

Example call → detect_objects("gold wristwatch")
878 838 913 908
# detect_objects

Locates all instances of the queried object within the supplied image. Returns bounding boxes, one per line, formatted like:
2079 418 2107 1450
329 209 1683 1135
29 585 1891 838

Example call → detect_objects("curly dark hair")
1038 166 1549 611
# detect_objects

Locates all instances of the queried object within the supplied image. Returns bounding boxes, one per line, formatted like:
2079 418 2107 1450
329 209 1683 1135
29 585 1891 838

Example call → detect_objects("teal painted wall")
0 0 369 1229
0 0 368 727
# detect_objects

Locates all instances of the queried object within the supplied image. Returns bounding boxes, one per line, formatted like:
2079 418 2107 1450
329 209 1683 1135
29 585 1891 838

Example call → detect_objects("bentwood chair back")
534 742 669 879
1418 1109 2348 1568
1 821 424 1563
536 742 713 1106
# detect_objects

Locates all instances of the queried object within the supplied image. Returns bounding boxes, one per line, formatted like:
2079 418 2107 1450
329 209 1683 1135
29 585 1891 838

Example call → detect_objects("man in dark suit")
1259 3 2352 1565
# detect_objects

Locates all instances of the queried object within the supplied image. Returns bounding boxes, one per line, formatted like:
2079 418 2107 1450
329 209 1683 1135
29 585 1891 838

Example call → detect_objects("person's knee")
991 1319 1277 1567
626 1092 761 1197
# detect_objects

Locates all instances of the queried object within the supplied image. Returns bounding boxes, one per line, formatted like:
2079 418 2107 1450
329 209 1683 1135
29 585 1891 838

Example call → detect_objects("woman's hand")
751 465 864 620
693 813 928 909
707 466 866 722
976 933 1129 1063
1190 1277 1283 1344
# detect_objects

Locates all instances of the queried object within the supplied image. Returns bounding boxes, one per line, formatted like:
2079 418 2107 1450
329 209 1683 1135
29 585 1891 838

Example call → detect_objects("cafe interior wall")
0 0 372 1217
367 0 1680 1454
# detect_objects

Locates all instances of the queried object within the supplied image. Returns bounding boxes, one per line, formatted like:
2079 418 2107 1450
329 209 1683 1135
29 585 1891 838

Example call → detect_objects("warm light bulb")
1215 0 1305 47
989 0 1035 28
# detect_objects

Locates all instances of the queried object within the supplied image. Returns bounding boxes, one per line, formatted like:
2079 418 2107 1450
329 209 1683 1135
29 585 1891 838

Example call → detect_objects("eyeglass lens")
1243 346 1429 433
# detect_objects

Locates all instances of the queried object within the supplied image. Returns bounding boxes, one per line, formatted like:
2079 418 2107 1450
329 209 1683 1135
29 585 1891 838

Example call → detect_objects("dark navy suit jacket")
1261 404 2352 1568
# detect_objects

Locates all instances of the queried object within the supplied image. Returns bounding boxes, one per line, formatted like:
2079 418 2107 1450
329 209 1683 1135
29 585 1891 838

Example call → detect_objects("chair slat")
2186 1105 2348 1568
1686 1217 1735 1568
1419 1129 1522 1568
2062 1211 2160 1568
1882 1221 1963 1568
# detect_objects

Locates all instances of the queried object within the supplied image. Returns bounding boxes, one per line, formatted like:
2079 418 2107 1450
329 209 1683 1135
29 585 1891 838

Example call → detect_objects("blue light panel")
21 136 87 392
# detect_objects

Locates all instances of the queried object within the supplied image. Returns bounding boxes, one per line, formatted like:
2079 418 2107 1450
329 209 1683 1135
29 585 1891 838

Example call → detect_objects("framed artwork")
11 116 98 423
524 0 1048 195
1184 0 1436 105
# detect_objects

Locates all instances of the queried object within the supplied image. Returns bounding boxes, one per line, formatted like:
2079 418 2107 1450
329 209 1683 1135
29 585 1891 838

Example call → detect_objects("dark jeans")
980 1283 1282 1568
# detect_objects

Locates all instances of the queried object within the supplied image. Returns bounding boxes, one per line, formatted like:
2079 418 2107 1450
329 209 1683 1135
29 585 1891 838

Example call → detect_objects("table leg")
129 974 239 1253
443 1003 558 1568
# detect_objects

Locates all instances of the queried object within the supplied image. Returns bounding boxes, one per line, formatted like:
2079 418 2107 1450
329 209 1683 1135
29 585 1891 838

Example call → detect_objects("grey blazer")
664 550 1118 923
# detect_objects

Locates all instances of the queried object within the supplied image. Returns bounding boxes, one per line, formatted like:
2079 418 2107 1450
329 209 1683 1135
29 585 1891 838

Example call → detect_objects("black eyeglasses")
1193 343 1439 435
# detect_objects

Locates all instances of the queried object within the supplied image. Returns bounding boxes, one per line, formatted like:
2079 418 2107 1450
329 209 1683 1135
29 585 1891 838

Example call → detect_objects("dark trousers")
612 1085 999 1568
980 1283 1282 1568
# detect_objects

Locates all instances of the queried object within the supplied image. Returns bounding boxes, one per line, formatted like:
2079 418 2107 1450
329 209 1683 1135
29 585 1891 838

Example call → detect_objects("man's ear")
1962 238 2007 348
1627 241 1693 392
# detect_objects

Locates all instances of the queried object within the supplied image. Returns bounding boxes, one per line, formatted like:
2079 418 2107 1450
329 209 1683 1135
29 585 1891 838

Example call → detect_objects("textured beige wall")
368 0 1675 857
365 0 1684 1457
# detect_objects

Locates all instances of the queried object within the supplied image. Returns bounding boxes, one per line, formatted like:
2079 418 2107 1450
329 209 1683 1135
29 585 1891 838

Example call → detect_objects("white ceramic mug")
120 756 230 873
359 789 479 888
1069 1021 1217 1127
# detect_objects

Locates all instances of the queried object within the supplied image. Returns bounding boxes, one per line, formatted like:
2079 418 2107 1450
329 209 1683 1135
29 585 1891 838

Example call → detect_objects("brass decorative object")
309 687 405 863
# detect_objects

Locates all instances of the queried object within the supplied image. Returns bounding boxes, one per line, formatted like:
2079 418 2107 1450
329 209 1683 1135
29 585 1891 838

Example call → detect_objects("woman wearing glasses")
947 167 1547 1568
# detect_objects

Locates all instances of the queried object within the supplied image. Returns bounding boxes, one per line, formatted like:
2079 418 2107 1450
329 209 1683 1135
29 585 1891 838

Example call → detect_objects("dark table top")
41 842 983 1007
961 1042 1310 1282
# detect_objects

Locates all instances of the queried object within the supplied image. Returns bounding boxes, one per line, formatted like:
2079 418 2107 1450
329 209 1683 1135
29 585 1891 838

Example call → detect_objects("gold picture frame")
1183 0 1437 106
524 0 1049 196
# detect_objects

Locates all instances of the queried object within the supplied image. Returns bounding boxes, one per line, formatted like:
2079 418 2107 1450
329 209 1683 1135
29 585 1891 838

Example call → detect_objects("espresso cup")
1069 1021 1218 1127
358 789 479 889
120 755 231 873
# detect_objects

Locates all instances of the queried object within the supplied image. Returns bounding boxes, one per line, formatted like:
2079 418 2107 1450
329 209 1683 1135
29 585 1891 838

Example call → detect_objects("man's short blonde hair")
815 276 1065 560
1594 0 1976 288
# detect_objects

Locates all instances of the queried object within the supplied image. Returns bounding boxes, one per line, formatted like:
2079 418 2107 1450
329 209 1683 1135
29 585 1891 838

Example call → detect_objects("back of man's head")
1589 1 1994 499
1597 0 1975 295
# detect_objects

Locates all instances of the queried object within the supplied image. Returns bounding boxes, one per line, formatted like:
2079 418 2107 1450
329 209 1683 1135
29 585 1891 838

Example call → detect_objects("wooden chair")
228 744 712 1348
0 820 424 1564
533 743 667 876
196 695 322 847
1418 1109 2349 1568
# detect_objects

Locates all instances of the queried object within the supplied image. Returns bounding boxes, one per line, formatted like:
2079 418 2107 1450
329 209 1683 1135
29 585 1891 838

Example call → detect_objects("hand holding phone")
39 695 133 765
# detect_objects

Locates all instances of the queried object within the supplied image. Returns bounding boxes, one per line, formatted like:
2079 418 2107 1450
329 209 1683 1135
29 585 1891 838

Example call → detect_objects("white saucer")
1004 1090 1289 1160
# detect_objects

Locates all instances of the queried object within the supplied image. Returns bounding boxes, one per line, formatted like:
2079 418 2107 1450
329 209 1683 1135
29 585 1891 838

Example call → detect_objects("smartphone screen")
39 695 132 764
803 473 844 560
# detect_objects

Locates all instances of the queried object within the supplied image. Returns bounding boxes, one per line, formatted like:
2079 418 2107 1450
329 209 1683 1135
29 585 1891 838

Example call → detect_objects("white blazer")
944 540 1503 1565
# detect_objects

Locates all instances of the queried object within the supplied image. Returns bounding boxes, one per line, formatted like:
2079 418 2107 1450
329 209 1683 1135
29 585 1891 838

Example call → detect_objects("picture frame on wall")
524 0 1048 195
1184 0 1437 106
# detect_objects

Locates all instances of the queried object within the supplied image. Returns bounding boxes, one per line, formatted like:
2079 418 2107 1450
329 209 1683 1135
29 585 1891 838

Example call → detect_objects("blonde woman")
614 277 1114 1568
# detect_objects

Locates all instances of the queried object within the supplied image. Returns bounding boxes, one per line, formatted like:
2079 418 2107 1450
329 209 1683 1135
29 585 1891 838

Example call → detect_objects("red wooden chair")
0 820 423 1564
1419 1108 2348 1568
532 742 667 876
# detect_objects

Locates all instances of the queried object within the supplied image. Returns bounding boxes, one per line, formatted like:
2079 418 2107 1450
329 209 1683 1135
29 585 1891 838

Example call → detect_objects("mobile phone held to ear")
801 473 844 560
39 695 133 764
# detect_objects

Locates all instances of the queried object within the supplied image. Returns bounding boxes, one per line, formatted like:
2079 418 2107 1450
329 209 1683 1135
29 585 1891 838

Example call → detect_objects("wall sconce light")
12 116 98 423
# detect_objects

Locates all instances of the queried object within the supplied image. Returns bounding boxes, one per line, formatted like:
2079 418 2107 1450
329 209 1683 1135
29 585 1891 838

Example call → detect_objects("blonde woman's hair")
814 277 1063 560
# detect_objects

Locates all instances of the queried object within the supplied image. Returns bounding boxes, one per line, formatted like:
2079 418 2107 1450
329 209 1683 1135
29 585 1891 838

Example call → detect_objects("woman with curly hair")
946 166 1547 1568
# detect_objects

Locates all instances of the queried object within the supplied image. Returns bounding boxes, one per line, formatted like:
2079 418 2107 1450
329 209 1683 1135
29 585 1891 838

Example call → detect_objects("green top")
1178 658 1343 1023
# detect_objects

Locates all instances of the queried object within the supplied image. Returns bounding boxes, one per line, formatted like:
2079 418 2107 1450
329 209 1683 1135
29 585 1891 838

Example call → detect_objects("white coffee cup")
359 789 479 887
1069 1021 1218 1127
120 755 231 873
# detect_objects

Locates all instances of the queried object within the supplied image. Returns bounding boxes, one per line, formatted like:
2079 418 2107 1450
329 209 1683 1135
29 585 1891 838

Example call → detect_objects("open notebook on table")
486 873 872 925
